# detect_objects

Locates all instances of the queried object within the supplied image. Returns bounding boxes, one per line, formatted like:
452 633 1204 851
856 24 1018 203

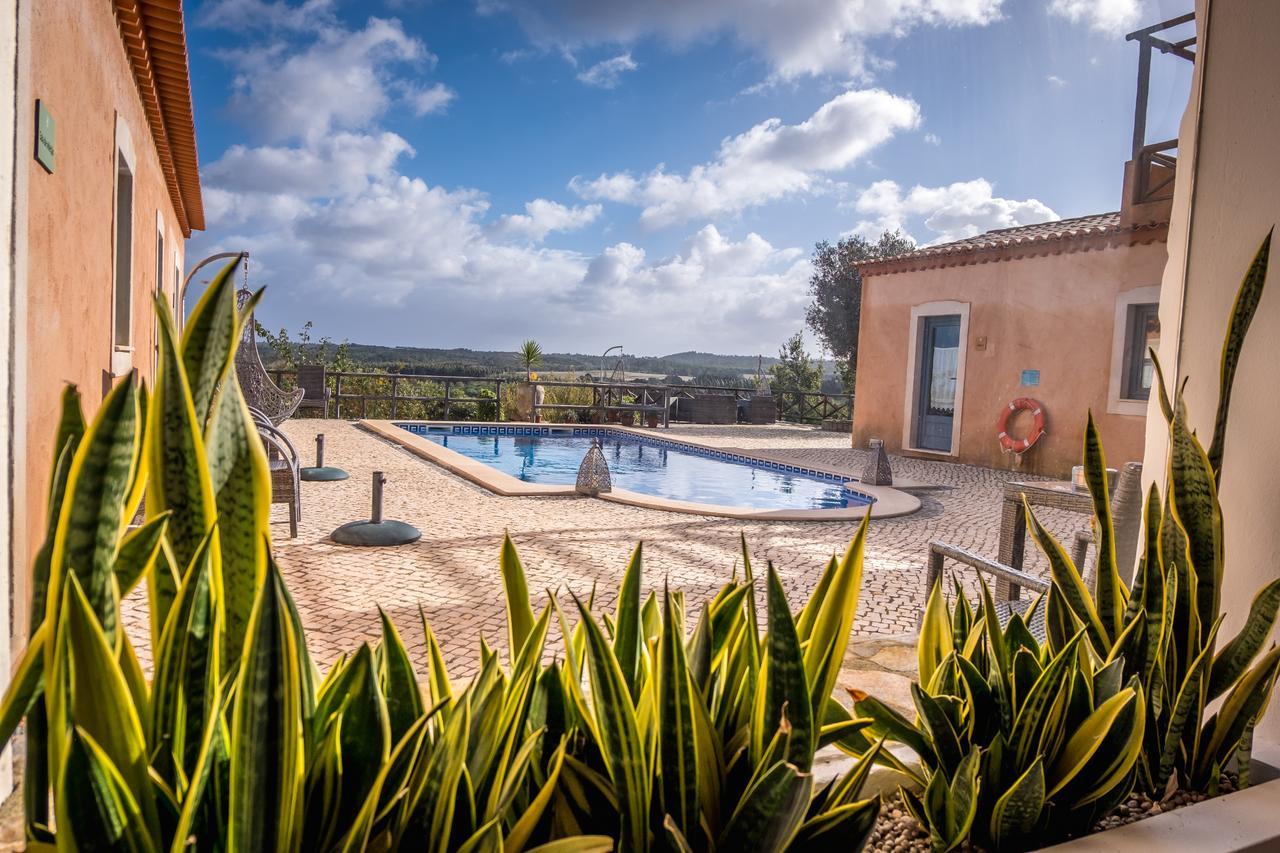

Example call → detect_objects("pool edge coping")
358 419 922 521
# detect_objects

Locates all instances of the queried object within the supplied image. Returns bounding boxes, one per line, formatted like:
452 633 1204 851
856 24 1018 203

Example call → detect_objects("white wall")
1143 0 1280 743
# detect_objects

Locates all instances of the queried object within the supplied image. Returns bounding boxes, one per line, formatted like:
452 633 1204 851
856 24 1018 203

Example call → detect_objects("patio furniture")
922 461 1145 639
235 289 304 426
250 410 301 538
690 394 737 425
746 395 777 424
296 364 329 416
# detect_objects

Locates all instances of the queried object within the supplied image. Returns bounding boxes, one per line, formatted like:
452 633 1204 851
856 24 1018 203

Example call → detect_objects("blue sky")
185 0 1193 356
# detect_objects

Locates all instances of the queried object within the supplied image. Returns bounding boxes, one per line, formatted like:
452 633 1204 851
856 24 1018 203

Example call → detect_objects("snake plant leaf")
58 726 158 853
1207 577 1280 701
1083 413 1127 636
1167 404 1223 635
149 296 218 576
47 372 142 635
1208 228 1271 479
335 718 430 853
399 695 471 852
796 554 838 642
708 583 751 666
52 574 161 838
573 594 651 853
1064 683 1145 806
206 362 271 665
228 557 306 853
850 689 933 764
717 760 812 853
31 387 85 633
148 544 181 658
944 749 981 852
685 603 712 694
0 621 49 750
1025 500 1110 656
803 516 869 710
1149 346 1175 425
326 645 393 845
989 756 1044 848
613 543 645 701
912 683 964 778
688 673 724 835
658 584 699 841
1195 645 1280 786
379 608 426 743
420 606 454 711
919 577 954 691
505 738 569 853
500 533 536 662
181 254 249 426
150 525 222 787
739 533 762 644
1011 632 1085 772
754 565 814 771
1157 620 1222 789
1046 687 1140 799
789 797 880 851
526 838 615 853
113 514 169 597
661 815 695 853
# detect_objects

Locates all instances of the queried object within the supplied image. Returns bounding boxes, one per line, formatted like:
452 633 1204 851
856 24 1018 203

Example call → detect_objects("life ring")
996 398 1047 454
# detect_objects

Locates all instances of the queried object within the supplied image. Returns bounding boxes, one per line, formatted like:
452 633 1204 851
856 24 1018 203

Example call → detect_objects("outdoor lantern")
576 437 612 496
861 438 894 486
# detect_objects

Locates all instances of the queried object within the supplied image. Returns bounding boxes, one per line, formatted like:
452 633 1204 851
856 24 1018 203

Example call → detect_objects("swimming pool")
395 425 871 512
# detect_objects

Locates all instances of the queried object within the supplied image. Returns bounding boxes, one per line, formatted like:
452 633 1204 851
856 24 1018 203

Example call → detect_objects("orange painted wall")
19 0 185 636
852 238 1169 477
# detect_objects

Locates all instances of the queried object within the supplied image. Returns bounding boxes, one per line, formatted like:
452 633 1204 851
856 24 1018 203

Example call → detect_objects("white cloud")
483 0 1006 81
850 178 1058 244
496 199 603 241
1046 74 1068 87
199 0 337 31
923 132 941 145
571 88 920 227
1048 0 1144 33
219 17 439 141
576 52 639 88
404 82 457 115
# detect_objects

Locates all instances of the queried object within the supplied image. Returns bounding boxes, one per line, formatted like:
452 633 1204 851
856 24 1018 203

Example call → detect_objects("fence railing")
268 369 852 426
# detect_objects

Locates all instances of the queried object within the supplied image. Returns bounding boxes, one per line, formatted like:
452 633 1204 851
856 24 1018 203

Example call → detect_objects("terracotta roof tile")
859 211 1168 276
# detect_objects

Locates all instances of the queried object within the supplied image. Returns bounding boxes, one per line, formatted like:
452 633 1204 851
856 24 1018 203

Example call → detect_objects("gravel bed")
865 775 1239 852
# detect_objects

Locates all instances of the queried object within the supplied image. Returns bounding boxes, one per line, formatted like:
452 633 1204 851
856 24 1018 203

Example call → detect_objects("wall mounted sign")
1020 369 1041 386
35 100 55 173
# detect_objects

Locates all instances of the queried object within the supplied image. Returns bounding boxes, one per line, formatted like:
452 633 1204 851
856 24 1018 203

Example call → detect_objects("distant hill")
271 342 782 383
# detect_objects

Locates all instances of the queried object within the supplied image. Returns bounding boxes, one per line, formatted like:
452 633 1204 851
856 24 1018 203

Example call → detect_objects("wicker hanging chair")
236 288 304 425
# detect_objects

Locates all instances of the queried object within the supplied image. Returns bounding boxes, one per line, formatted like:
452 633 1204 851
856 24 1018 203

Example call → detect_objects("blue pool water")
399 426 869 511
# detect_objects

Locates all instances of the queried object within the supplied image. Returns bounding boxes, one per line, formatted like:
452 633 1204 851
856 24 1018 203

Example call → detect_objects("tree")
769 331 823 393
519 339 543 380
804 230 915 389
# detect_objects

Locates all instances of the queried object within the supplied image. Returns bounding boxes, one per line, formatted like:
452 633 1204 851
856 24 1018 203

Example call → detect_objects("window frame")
110 115 137 377
1107 285 1162 416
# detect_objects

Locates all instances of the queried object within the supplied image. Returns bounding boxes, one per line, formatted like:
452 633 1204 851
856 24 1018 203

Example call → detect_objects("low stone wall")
821 419 852 432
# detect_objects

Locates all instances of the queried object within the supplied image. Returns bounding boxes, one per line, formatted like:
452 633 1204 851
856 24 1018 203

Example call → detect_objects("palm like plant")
520 339 544 381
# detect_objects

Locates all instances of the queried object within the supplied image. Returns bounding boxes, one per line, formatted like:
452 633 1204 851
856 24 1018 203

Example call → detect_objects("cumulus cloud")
403 82 457 115
496 199 603 242
219 17 440 141
576 53 639 88
849 178 1058 244
481 0 1006 81
1048 0 1144 33
571 88 920 228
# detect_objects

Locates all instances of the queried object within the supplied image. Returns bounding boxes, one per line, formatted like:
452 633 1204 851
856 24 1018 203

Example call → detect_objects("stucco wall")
15 0 185 641
853 239 1168 477
1143 0 1280 743
0 0 17 802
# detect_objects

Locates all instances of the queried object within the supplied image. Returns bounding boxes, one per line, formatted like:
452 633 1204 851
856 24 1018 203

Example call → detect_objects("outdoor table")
996 479 1094 600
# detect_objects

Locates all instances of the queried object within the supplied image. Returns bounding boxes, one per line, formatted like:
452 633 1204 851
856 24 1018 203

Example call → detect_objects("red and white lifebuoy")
996 398 1047 454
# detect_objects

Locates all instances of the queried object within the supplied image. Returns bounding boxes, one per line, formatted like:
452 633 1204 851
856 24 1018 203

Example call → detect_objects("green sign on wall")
35 100 55 173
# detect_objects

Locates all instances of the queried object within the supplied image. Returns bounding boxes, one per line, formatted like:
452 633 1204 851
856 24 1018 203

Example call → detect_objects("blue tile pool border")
392 422 875 504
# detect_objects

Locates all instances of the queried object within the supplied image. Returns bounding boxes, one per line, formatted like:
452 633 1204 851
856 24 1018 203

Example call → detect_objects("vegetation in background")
769 331 823 394
256 319 356 372
520 339 544 381
805 230 915 392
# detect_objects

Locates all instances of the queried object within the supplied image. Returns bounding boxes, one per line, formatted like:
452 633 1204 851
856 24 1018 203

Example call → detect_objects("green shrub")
0 256 882 850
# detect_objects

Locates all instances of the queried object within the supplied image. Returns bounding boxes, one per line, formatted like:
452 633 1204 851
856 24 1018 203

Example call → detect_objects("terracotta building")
851 28 1184 478
0 0 203 791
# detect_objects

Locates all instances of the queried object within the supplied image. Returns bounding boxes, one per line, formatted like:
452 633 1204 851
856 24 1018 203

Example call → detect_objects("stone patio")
121 419 1091 695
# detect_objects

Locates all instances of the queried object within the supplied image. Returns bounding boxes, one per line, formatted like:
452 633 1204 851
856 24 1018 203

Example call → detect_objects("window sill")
1107 398 1149 417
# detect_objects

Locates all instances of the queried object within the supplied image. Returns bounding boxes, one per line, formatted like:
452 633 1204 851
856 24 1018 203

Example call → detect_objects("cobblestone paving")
121 420 1090 684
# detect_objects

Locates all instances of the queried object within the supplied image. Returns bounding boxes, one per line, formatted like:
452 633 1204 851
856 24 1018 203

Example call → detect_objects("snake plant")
855 577 1146 851
0 255 881 850
1021 229 1280 797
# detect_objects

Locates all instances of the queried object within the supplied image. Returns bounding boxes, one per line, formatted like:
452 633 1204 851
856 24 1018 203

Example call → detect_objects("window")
156 227 165 297
1121 303 1160 400
113 150 134 349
